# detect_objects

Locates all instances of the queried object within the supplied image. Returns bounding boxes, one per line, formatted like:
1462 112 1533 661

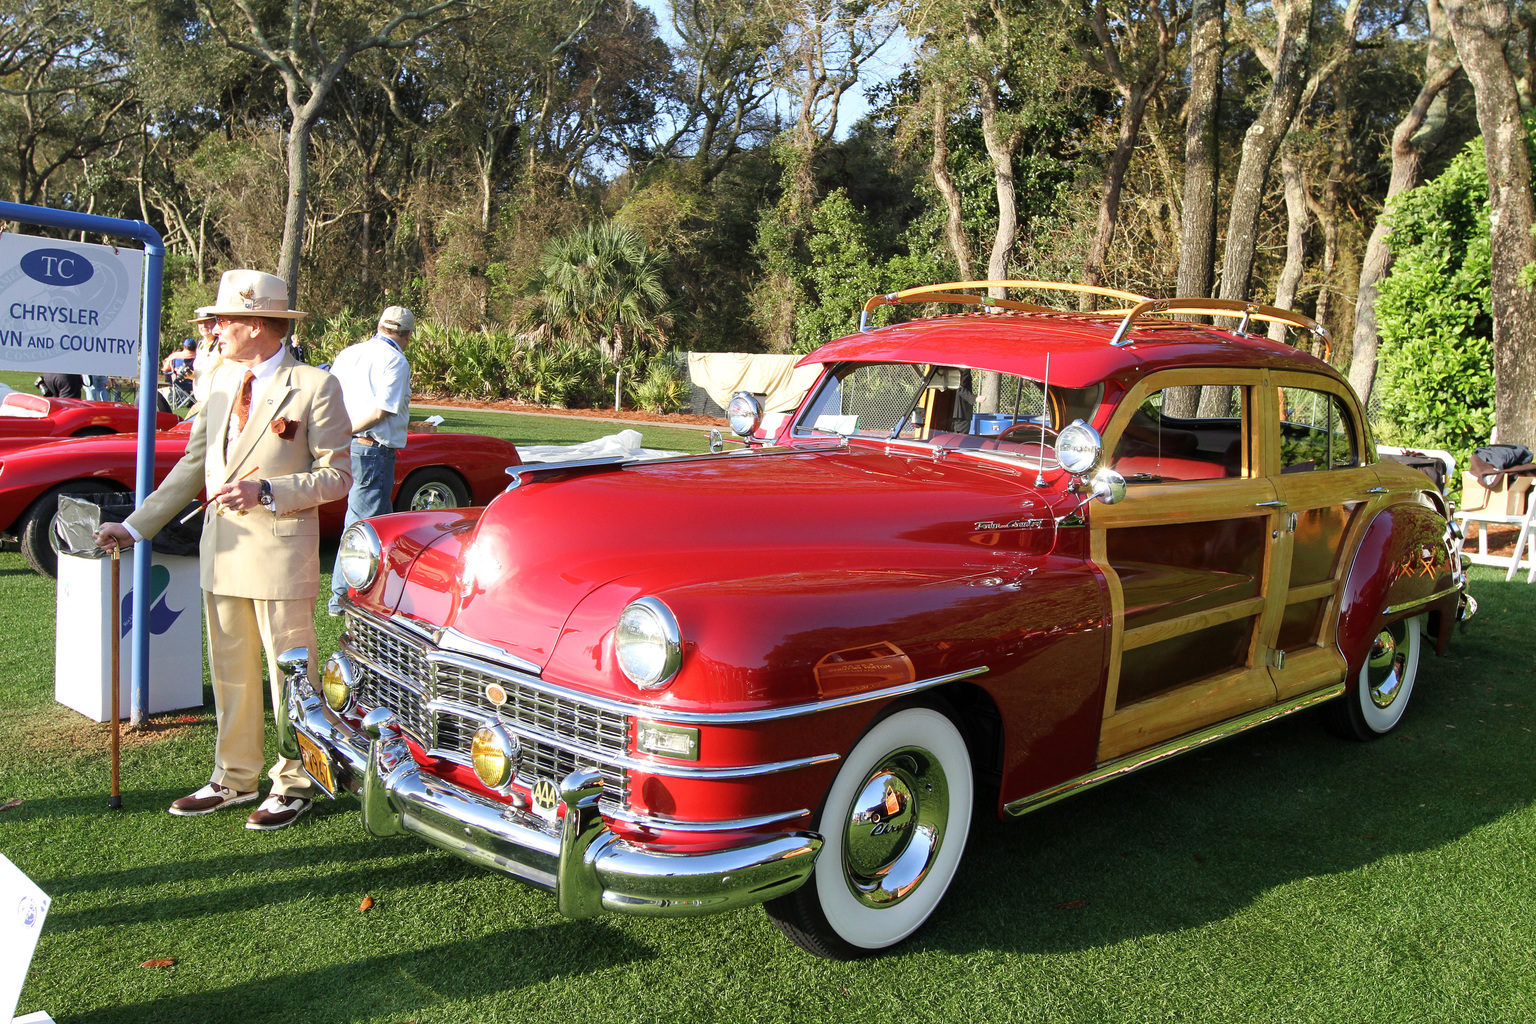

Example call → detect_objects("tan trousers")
205 591 317 797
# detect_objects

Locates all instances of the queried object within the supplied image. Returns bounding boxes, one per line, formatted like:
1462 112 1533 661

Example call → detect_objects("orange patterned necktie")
233 370 255 434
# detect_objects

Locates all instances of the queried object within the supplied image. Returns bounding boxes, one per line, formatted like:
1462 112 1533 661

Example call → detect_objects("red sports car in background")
0 421 522 576
0 392 180 449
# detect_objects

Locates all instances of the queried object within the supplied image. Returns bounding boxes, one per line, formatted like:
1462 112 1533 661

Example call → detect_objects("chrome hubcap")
842 747 948 909
1367 626 1407 709
409 482 458 510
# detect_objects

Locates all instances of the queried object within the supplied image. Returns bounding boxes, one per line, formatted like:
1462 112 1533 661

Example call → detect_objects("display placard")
0 853 51 1024
0 234 144 376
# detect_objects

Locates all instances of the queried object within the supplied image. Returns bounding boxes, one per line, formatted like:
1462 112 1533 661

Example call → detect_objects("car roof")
798 311 1342 390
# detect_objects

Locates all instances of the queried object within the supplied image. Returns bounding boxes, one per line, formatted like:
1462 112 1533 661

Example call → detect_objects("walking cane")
108 545 122 811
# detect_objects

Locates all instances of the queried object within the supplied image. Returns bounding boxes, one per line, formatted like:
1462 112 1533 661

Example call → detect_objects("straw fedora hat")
202 269 308 320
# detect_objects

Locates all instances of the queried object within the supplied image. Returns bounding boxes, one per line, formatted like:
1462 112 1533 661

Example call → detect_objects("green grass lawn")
4 530 1535 1023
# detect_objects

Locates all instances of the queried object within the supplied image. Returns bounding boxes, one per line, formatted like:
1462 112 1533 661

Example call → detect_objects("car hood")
397 444 1064 673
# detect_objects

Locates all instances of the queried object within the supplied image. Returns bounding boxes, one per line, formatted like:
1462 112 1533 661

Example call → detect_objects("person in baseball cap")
326 305 415 615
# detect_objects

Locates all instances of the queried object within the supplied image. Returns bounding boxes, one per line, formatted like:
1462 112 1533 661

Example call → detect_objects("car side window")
1109 384 1247 484
1277 388 1357 473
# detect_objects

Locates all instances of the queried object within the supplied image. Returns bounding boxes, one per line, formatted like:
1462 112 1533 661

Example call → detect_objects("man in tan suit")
95 269 351 830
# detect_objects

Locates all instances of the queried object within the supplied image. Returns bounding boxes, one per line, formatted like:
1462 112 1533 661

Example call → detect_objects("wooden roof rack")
859 280 1152 331
1109 297 1331 358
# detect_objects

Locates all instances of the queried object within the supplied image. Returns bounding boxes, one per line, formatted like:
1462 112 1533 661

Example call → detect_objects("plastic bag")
53 493 203 559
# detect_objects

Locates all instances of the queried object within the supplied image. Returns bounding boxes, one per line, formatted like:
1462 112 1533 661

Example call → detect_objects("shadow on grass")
916 693 1535 958
44 853 486 935
64 920 653 1024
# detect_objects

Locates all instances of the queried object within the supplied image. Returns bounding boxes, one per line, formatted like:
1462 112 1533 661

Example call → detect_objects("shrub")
1374 135 1498 466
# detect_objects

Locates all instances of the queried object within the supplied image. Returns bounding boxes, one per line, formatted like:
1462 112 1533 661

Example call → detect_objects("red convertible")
0 391 179 448
0 420 522 576
283 281 1472 958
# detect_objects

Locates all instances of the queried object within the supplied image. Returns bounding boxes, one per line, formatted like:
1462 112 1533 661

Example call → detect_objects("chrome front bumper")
277 652 822 918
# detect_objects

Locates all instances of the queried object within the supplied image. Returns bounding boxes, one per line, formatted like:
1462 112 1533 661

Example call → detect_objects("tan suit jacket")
126 352 352 599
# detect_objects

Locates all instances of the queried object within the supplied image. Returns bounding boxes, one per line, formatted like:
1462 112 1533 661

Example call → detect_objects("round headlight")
471 725 516 789
320 653 354 712
1055 419 1104 476
727 391 764 437
337 521 381 591
615 597 683 690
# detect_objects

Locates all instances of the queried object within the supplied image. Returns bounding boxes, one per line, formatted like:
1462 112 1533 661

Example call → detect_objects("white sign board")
0 235 143 376
0 853 51 1024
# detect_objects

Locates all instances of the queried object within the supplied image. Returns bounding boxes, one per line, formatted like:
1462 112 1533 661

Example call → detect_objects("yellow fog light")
635 721 700 761
471 725 517 788
320 653 354 712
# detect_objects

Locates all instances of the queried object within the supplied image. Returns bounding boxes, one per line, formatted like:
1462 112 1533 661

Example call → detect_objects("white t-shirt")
329 334 411 449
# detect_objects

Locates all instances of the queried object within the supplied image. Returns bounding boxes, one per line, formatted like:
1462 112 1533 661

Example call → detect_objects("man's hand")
94 523 134 553
210 479 262 512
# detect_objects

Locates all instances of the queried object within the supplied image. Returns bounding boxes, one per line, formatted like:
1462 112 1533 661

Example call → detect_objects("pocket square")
270 417 299 440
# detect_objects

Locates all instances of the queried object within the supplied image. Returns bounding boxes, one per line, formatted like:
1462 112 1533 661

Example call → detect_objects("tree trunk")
1177 0 1223 303
1168 0 1222 420
1081 84 1154 308
1268 147 1309 343
1444 0 1536 446
276 115 313 305
1217 0 1315 305
1348 0 1459 405
929 89 974 280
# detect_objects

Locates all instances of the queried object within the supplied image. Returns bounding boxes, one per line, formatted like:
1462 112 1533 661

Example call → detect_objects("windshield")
791 362 1103 465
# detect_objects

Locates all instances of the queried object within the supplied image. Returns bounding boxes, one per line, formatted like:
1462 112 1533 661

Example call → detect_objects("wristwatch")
258 479 274 509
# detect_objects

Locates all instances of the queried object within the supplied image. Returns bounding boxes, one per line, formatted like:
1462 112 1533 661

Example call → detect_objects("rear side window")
1277 388 1357 473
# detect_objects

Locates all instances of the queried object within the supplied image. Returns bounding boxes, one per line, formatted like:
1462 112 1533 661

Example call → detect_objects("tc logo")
20 247 95 286
119 563 184 637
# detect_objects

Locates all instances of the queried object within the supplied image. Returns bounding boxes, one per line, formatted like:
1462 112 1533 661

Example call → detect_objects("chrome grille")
343 613 628 796
347 615 430 682
435 661 628 758
353 660 433 740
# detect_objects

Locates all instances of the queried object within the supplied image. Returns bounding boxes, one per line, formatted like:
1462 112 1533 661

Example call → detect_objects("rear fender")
1336 501 1458 677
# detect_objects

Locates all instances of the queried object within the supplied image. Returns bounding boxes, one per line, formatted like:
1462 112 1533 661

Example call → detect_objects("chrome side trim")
1384 588 1460 616
657 665 992 725
600 805 811 834
1004 683 1347 818
439 628 542 675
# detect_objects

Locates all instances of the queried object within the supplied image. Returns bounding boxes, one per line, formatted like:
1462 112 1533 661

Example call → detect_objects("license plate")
296 730 336 797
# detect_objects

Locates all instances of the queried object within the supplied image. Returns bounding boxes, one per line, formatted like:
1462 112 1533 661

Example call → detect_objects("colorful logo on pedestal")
119 564 184 637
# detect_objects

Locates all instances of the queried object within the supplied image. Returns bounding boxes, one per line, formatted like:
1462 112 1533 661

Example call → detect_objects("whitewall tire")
764 704 973 958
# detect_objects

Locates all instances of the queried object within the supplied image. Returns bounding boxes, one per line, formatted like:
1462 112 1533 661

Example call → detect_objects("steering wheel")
998 422 1059 446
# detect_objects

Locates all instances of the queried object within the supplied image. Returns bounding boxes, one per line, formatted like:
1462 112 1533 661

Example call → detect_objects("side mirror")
1090 468 1126 505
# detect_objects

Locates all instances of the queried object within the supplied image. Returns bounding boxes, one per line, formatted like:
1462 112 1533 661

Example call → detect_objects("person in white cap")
325 304 414 616
93 269 352 831
188 305 223 406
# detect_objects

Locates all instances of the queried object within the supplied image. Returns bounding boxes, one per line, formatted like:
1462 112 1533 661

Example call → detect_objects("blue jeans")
329 439 396 613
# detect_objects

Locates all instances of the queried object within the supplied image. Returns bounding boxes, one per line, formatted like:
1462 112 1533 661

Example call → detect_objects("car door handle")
1256 499 1288 508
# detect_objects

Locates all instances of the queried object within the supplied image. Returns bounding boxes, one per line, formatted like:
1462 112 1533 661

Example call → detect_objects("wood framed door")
1089 370 1289 761
1260 371 1375 699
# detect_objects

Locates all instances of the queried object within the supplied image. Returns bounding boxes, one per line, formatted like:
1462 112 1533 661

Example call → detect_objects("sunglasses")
212 315 253 327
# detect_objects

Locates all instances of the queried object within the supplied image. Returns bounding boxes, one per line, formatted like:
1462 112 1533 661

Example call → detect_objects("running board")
1004 683 1347 818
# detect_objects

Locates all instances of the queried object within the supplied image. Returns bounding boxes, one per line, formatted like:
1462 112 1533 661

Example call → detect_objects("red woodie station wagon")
281 281 1473 958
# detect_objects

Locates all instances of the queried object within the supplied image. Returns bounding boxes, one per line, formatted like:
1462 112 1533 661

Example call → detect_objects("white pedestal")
0 855 50 1024
54 550 205 721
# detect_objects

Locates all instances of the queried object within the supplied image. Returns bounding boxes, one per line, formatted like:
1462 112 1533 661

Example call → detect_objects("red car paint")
0 392 179 449
0 420 522 543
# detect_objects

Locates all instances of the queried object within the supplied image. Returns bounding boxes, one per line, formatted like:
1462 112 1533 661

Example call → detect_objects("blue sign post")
0 201 166 726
